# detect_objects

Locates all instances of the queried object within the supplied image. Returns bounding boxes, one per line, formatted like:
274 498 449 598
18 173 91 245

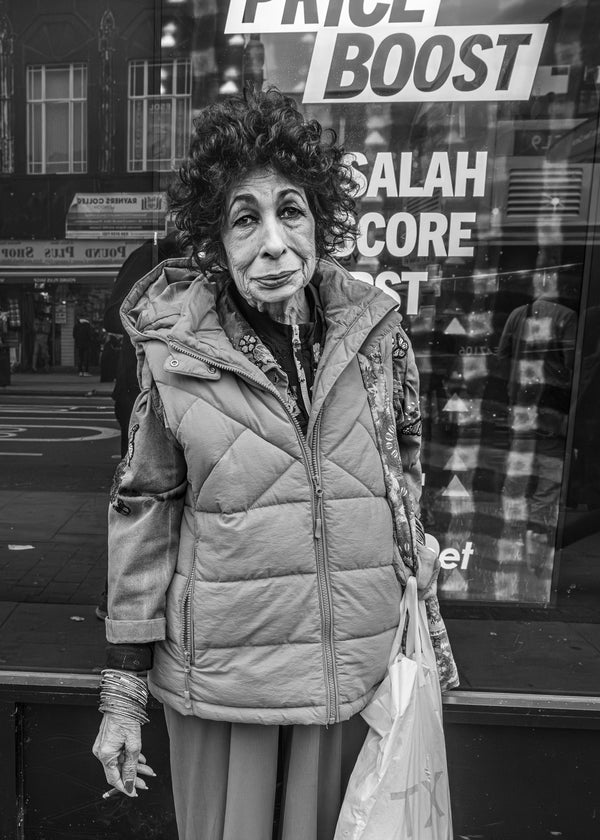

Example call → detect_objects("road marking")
0 426 26 438
0 452 43 456
0 405 110 410
0 408 114 417
0 423 119 442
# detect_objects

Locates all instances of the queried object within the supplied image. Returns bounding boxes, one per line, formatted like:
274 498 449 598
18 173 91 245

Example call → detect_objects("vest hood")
119 257 400 383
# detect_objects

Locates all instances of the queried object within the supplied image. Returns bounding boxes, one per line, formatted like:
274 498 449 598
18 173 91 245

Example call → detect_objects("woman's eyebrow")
277 188 305 202
226 193 261 217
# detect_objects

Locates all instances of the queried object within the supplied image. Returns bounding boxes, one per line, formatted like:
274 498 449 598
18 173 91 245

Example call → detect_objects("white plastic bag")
334 576 453 840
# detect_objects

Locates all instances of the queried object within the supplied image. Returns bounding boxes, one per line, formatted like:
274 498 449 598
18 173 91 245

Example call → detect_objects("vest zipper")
310 413 339 725
169 339 339 722
181 560 195 710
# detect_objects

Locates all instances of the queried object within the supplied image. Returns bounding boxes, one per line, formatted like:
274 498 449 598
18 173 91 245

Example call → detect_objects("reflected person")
498 263 576 570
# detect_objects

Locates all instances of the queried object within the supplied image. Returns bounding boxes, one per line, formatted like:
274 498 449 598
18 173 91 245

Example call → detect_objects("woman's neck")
254 289 311 325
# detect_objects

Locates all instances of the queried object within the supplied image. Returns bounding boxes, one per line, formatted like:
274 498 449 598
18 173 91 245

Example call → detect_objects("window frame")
26 62 87 175
127 57 191 173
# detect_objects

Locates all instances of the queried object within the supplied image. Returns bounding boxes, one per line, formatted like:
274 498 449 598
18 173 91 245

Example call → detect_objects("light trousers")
164 705 368 840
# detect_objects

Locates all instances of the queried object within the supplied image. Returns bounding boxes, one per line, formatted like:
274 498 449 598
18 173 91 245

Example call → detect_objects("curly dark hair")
168 86 358 274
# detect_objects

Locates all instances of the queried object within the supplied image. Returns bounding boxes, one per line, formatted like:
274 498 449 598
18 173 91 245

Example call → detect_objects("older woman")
93 87 456 840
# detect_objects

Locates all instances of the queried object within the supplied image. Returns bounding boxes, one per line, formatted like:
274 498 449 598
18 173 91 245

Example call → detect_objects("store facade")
0 239 151 370
1 1 599 837
0 0 181 373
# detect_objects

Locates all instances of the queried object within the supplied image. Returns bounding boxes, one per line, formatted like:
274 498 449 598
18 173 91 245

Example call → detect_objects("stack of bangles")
98 669 149 725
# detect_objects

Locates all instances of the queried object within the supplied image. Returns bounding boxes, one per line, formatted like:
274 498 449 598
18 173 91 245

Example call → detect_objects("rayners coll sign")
225 0 548 103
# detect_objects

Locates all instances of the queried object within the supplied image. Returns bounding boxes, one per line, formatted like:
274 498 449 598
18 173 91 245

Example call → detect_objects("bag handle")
403 576 420 665
387 575 418 668
407 579 438 690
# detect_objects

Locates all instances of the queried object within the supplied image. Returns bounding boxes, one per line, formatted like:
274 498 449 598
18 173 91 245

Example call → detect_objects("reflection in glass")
497 258 576 599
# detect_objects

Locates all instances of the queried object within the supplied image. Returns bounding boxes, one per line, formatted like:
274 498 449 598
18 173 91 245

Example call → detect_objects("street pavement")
0 371 116 675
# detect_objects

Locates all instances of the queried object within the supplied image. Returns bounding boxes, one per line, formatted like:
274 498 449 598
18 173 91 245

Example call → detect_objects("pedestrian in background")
103 232 183 457
95 232 185 621
32 316 50 372
73 315 93 376
93 86 456 840
99 331 120 383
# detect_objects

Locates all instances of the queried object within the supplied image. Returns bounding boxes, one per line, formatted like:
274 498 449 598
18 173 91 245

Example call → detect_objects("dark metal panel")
2 682 600 839
0 701 18 840
446 721 600 840
21 702 177 840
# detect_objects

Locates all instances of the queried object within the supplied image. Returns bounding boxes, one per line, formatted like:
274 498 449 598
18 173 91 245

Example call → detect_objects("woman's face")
221 168 316 313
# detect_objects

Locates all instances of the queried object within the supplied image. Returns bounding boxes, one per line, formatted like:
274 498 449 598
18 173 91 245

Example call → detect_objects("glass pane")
174 100 189 158
147 96 172 163
146 61 160 96
73 102 86 165
160 64 173 96
28 67 42 100
175 59 190 94
27 103 42 170
130 61 146 97
45 102 69 170
45 67 70 100
129 99 145 169
4 0 599 707
229 3 600 622
73 65 87 99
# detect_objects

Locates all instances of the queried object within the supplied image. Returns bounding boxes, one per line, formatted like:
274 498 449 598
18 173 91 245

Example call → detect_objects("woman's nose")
259 217 287 258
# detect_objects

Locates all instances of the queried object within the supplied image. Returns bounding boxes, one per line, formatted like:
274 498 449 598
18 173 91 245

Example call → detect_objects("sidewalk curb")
2 388 114 398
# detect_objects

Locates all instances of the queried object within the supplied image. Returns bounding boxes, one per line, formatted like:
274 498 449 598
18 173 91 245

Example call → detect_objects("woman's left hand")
101 753 156 799
93 712 155 798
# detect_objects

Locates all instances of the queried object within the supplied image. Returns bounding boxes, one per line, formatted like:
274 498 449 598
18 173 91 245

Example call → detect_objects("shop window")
26 63 87 175
127 58 191 172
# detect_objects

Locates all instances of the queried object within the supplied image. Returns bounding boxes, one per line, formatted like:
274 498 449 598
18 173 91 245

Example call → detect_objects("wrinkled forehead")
226 166 307 207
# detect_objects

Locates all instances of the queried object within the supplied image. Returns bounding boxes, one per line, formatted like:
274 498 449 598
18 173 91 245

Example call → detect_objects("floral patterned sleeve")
391 328 423 512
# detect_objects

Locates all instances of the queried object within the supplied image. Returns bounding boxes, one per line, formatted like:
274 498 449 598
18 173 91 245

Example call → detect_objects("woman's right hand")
93 712 155 797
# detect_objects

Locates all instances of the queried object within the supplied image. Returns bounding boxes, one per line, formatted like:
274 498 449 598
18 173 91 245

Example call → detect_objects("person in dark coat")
73 316 93 376
104 232 184 457
96 232 184 620
99 331 120 382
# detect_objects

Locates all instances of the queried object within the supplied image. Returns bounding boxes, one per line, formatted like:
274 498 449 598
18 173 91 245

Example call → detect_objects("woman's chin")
251 281 304 307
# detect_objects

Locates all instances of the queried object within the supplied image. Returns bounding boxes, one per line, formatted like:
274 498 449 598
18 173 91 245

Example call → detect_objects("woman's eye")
233 214 256 228
280 205 304 219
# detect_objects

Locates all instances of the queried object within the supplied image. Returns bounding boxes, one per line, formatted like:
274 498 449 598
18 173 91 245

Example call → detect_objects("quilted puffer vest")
118 260 414 725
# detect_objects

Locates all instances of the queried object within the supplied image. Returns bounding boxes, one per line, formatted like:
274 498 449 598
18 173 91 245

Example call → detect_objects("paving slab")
0 602 106 673
0 490 108 604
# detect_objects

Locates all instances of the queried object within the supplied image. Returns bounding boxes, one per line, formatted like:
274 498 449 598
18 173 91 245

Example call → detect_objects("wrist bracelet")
99 669 149 725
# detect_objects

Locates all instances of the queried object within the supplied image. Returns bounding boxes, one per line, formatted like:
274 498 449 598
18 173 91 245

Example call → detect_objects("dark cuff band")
105 642 154 672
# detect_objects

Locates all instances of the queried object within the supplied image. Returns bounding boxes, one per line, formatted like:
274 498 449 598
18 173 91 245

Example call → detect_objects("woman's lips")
253 271 296 288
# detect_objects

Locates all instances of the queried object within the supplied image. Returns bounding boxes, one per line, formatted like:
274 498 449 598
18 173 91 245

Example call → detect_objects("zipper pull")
314 484 323 538
183 651 192 709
